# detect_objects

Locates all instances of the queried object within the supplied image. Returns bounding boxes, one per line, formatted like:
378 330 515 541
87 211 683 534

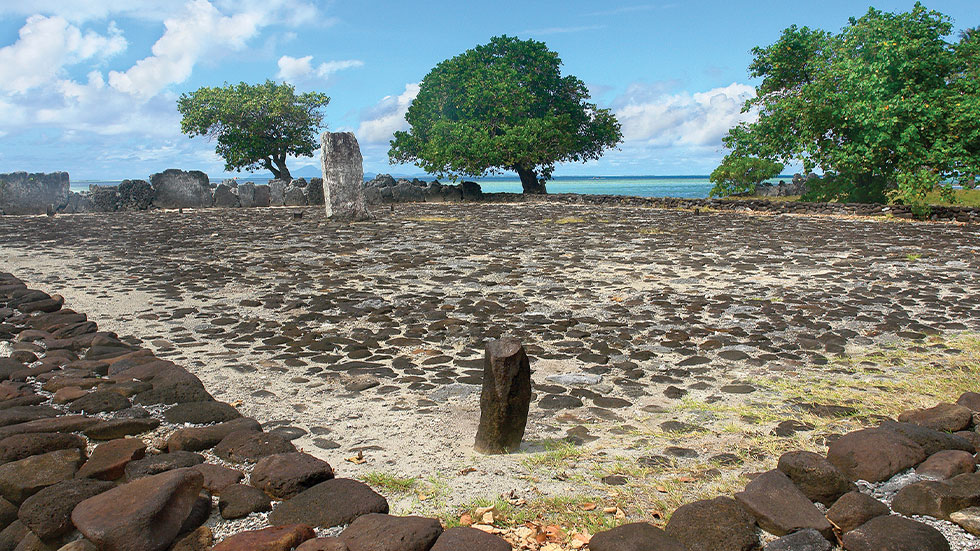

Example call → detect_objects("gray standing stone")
284 184 308 206
91 186 121 212
308 178 325 205
212 184 240 208
269 180 287 206
321 132 370 221
150 169 212 209
253 185 271 207
474 337 531 454
237 182 256 207
0 172 70 215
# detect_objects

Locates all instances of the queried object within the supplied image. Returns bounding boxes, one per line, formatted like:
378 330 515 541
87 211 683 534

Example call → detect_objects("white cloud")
357 83 420 143
0 15 125 94
276 55 364 81
613 82 756 147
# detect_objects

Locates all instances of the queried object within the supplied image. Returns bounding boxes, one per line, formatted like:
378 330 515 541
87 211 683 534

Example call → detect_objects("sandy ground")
2 202 979 532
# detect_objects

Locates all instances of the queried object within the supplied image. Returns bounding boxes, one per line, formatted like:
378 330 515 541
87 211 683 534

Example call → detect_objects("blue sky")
0 1 976 180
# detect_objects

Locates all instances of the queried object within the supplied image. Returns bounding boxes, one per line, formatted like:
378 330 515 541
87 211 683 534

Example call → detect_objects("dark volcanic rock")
589 522 686 551
218 484 271 519
0 447 84 503
297 538 349 551
83 417 160 440
340 513 442 551
67 389 131 414
0 172 69 215
76 437 146 480
734 470 833 540
212 524 315 551
898 403 973 432
214 430 296 462
150 169 212 209
826 428 927 482
167 417 262 452
429 527 510 551
664 496 759 551
776 450 856 506
18 478 114 540
0 432 86 465
916 449 976 480
251 452 335 499
825 491 890 534
71 468 204 551
124 451 205 480
163 401 240 425
879 420 975 456
764 529 832 551
190 463 243 494
892 472 980 520
473 337 531 454
841 515 950 551
269 478 388 528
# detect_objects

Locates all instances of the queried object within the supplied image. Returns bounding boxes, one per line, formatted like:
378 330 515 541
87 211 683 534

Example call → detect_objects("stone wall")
0 172 70 215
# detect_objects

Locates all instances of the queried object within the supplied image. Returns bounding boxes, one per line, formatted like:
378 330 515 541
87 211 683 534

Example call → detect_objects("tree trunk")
264 158 281 180
516 166 547 194
274 155 291 181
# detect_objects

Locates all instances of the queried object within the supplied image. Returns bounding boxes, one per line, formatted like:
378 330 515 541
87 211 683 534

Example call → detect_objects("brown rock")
18 479 114 540
0 498 15 531
124 451 204 480
880 420 975 455
473 337 531 454
898 403 973 432
957 392 980 412
841 515 950 551
734 470 833 540
892 471 980 520
0 520 28 550
0 448 84 503
340 514 442 551
429 527 510 551
52 387 88 404
190 464 243 494
664 496 759 551
589 523 686 551
0 433 86 465
218 484 271 519
0 416 98 440
166 418 261 452
163 401 240 425
269 478 388 528
76 438 146 480
71 468 204 551
168 526 212 551
777 450 856 506
67 389 131 414
213 430 296 462
56 539 97 551
916 450 976 480
212 524 315 551
83 418 160 440
826 491 889 534
251 452 334 499
826 428 927 482
296 538 349 551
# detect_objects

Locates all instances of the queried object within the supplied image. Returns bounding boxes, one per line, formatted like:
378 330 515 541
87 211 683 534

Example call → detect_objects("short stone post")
320 131 371 221
474 337 532 454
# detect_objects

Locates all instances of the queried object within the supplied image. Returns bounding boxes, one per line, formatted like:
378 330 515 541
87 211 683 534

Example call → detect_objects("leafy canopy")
709 155 784 197
389 35 622 193
721 3 979 204
177 80 329 180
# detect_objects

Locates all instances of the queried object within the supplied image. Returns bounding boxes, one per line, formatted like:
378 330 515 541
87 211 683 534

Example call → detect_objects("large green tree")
177 80 329 181
721 3 978 203
389 35 622 194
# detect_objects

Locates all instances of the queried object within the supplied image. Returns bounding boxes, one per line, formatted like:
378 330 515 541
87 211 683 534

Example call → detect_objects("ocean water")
70 175 791 199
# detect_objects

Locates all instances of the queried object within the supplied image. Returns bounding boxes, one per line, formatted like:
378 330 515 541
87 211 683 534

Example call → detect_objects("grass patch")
361 472 418 494
906 253 922 261
521 439 586 471
447 495 628 537
925 188 980 207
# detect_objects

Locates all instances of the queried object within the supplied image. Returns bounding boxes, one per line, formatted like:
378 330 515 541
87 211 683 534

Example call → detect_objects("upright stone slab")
150 169 212 209
320 132 370 221
474 337 531 454
0 172 70 215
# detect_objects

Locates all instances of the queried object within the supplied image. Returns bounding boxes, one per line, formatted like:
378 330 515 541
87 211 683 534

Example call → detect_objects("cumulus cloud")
613 82 756 147
0 15 125 94
356 83 420 143
276 55 364 81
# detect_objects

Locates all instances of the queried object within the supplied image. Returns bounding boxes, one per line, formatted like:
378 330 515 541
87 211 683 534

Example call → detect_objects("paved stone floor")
2 202 978 518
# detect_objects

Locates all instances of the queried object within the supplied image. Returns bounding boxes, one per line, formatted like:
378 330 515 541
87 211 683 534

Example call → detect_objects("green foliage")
724 3 979 203
177 80 329 180
709 155 783 197
389 35 622 193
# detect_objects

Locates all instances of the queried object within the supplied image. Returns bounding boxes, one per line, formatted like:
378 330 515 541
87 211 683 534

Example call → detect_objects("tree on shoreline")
709 155 784 197
177 80 329 181
718 3 978 204
389 36 622 194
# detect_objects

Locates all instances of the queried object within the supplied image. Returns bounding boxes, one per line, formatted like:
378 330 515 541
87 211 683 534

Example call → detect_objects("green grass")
925 188 980 207
520 439 586 470
360 472 418 494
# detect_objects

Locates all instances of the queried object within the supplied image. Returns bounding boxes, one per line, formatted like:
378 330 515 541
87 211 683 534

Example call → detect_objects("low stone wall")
2 275 979 550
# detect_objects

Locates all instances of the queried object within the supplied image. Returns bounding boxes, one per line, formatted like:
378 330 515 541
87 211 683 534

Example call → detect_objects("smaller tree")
709 155 783 197
177 80 329 181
